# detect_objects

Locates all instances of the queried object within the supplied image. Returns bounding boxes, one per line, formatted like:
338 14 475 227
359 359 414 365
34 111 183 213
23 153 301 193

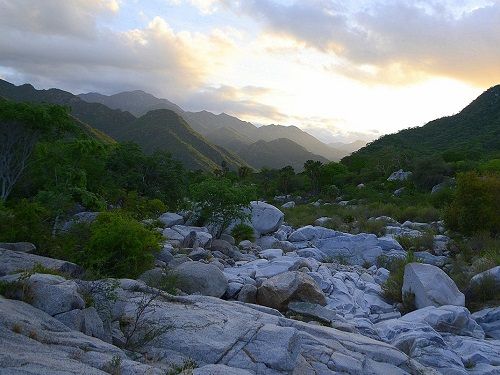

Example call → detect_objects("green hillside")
0 79 246 171
343 84 500 174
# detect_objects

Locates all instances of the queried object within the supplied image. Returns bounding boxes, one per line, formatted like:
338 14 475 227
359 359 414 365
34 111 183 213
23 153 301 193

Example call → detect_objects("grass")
167 359 197 375
467 275 500 312
382 252 418 310
395 231 435 252
283 202 441 231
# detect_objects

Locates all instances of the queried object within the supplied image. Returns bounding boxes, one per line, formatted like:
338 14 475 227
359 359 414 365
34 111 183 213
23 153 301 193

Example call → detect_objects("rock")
237 284 257 304
0 297 161 374
393 187 405 196
400 305 485 338
158 212 184 227
257 271 326 311
296 247 327 261
61 211 99 232
374 268 390 285
250 201 284 235
225 282 243 299
314 217 331 226
238 240 253 250
288 225 338 242
189 247 211 261
0 242 36 253
387 169 412 181
220 234 235 245
274 225 293 241
175 262 228 298
156 246 173 264
0 249 83 277
288 301 348 326
1 273 85 316
171 225 212 248
193 364 253 375
259 248 283 260
414 251 449 267
469 266 500 287
281 201 295 209
357 183 365 189
402 263 465 309
256 235 279 250
55 307 109 342
402 221 432 231
113 292 432 374
472 307 500 339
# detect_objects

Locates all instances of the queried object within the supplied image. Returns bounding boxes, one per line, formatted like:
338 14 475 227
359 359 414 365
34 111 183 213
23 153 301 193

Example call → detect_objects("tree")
278 166 294 194
304 160 323 194
0 100 72 200
191 178 256 238
238 166 252 180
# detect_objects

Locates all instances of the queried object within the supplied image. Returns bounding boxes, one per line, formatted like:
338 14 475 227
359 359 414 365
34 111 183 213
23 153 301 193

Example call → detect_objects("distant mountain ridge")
0 79 246 171
78 89 355 161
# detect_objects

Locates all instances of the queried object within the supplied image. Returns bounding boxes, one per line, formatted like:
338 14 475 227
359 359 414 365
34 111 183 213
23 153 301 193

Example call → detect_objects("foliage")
467 275 500 312
191 178 256 238
395 231 435 252
382 252 417 305
231 223 255 244
445 172 500 236
412 156 451 191
0 101 73 200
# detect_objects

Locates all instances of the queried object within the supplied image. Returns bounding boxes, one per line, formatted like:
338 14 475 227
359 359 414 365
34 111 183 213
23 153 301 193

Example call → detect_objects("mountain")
79 90 184 117
237 138 329 171
79 89 347 160
0 79 246 171
343 85 500 171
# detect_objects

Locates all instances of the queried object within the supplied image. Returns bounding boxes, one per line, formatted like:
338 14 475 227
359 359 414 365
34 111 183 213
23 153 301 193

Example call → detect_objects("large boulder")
469 266 500 287
170 225 212 248
1 273 85 316
250 201 284 235
0 249 83 277
257 271 326 311
472 307 500 339
0 242 36 253
402 263 465 309
387 169 412 181
158 212 184 227
400 305 484 338
61 211 99 232
175 262 228 298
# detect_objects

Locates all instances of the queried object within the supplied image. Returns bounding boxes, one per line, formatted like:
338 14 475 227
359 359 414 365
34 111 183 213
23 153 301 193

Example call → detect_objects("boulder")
400 305 484 338
1 273 85 316
237 284 258 304
469 266 500 287
0 242 36 253
314 217 331 226
0 249 83 277
402 263 465 309
171 225 212 248
257 271 326 311
158 212 184 227
281 201 295 209
259 248 283 260
250 201 284 235
55 307 109 342
175 262 228 298
387 169 412 181
61 211 99 232
472 307 500 339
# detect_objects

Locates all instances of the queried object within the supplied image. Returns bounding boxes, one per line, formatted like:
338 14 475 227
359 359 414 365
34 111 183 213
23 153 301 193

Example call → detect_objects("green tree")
304 160 323 194
278 166 295 194
444 172 500 236
0 100 73 200
191 178 256 238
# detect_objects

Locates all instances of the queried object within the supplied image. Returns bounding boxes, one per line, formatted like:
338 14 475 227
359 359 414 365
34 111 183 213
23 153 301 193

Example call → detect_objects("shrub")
382 252 417 305
83 212 160 279
467 275 500 311
191 178 256 238
231 223 255 244
445 172 500 236
395 231 434 252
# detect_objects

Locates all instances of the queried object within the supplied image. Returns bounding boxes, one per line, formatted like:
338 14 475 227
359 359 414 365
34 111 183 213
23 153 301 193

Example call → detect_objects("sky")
0 0 499 143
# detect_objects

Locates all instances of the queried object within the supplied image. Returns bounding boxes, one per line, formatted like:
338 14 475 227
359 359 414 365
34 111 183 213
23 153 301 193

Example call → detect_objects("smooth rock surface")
175 261 228 298
402 263 465 309
250 201 284 235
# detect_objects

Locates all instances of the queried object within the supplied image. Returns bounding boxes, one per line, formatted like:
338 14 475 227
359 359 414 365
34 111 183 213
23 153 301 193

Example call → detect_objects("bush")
467 275 500 311
445 172 500 236
191 178 256 238
231 223 255 244
395 231 434 252
83 212 160 279
382 252 417 307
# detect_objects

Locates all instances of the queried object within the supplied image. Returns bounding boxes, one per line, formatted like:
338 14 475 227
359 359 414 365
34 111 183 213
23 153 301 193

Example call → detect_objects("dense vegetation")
1 84 499 291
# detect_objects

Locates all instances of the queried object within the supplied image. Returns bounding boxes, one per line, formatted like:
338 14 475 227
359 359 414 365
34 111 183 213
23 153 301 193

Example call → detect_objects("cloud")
0 1 237 99
183 84 286 121
228 0 500 86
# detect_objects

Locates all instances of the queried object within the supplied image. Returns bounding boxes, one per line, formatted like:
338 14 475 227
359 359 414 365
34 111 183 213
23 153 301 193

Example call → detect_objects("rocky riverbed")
1 201 499 374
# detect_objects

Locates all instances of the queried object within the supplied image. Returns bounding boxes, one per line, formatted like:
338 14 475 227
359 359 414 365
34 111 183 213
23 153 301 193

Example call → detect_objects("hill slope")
237 138 329 171
343 85 500 172
79 91 184 117
0 79 246 171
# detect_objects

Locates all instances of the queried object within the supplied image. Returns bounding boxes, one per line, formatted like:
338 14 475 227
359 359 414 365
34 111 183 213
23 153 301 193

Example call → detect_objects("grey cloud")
229 0 500 86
